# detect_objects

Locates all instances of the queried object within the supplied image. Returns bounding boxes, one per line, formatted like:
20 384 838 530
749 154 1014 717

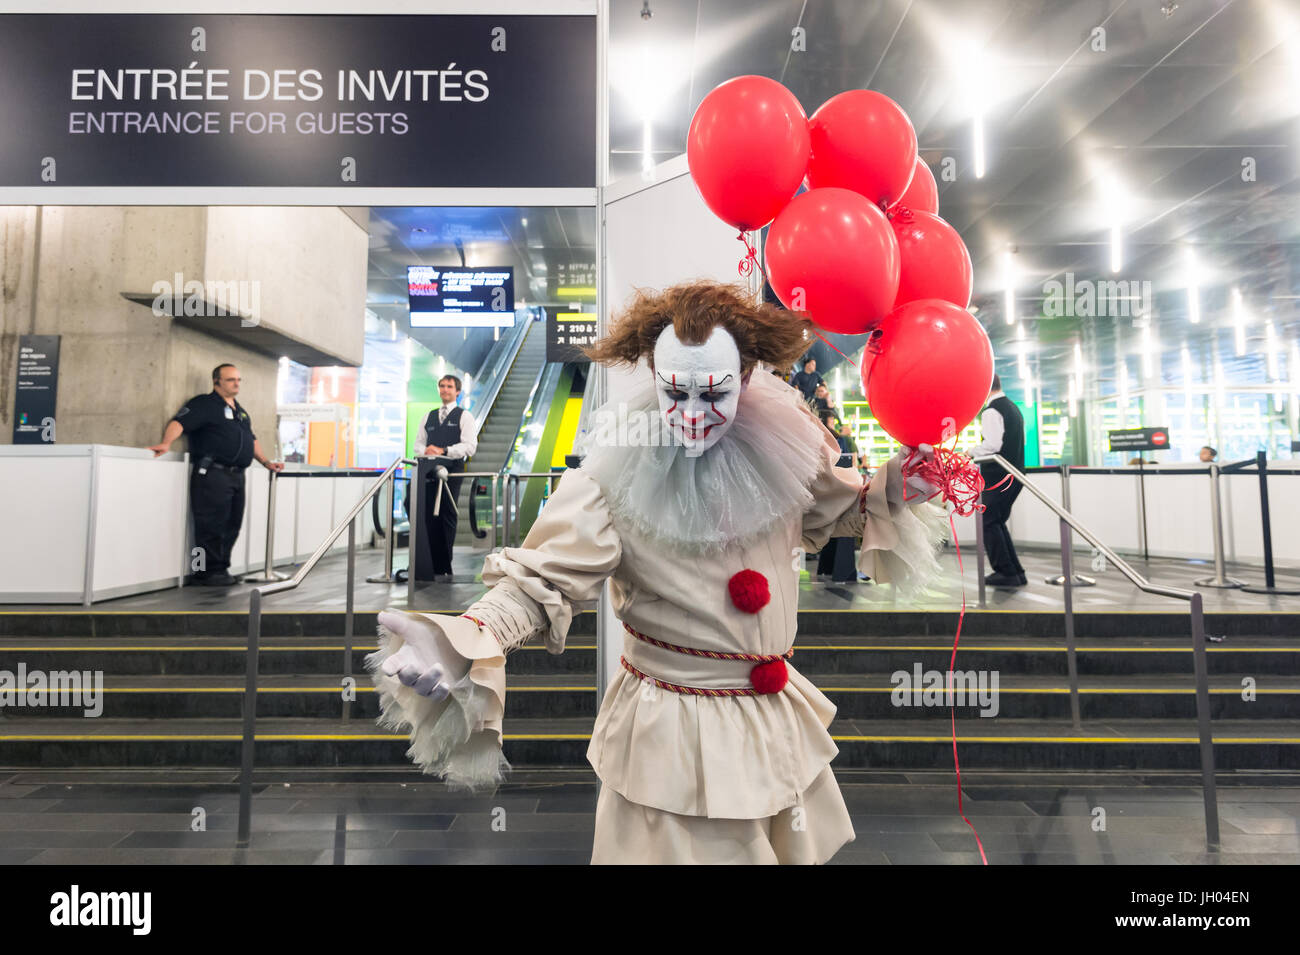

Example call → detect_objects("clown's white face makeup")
652 325 749 457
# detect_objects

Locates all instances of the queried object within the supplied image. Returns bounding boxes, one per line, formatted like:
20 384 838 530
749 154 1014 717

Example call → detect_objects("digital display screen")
407 266 514 327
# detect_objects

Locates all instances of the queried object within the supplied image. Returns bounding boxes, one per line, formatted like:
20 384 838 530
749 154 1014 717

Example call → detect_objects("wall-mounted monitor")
407 266 514 328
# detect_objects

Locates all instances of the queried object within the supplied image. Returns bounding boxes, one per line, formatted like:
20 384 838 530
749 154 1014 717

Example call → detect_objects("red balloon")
890 158 939 215
891 211 973 310
765 187 900 334
863 299 994 447
807 90 918 208
687 76 810 231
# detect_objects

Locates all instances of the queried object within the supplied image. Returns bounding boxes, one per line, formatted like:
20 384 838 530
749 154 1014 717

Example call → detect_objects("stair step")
2 717 1296 770
4 672 1295 720
5 635 1296 676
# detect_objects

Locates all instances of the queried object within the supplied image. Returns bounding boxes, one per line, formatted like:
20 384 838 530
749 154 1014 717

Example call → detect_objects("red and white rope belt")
619 622 792 697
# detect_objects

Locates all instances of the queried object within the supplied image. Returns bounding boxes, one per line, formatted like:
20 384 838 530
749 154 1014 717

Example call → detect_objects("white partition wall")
0 445 96 602
951 465 1300 570
232 470 383 576
91 452 190 599
0 445 187 604
0 446 388 602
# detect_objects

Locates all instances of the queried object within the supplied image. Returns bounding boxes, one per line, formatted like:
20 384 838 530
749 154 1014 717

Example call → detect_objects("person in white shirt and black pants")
968 375 1028 587
413 374 479 582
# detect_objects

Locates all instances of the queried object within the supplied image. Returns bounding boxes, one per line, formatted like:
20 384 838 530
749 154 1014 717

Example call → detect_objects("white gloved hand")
377 610 473 700
897 443 943 502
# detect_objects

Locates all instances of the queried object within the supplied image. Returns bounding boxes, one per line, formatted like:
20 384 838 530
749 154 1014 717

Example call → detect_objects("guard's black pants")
816 537 858 582
423 473 464 576
190 466 245 576
981 479 1024 576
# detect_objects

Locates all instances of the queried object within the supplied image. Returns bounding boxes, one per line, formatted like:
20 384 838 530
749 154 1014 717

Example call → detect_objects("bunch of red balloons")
687 75 993 448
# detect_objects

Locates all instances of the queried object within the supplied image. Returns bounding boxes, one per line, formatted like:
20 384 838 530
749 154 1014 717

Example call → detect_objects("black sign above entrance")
0 14 596 189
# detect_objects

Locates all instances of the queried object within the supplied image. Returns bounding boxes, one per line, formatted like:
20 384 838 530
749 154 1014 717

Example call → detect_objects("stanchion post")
1240 452 1300 594
1258 451 1274 589
1136 459 1150 561
1194 462 1244 589
406 463 418 610
1046 465 1096 587
256 469 288 582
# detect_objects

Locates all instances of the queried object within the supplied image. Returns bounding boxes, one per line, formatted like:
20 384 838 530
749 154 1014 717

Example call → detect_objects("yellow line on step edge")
0 734 1294 744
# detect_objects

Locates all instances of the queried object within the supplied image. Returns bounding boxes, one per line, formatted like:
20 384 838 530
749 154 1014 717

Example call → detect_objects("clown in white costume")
368 282 951 864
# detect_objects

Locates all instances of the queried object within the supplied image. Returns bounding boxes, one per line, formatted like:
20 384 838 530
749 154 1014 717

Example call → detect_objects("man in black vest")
968 374 1027 587
413 375 478 582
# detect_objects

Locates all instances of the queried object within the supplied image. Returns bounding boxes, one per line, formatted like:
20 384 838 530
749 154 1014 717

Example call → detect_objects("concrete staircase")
3 610 1298 775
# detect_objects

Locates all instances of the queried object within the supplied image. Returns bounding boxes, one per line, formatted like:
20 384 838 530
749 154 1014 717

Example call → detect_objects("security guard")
150 363 283 586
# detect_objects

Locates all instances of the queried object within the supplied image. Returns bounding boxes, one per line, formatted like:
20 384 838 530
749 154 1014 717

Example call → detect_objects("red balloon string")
809 327 862 371
736 230 763 279
898 441 1004 864
945 510 988 865
888 203 914 225
899 443 985 514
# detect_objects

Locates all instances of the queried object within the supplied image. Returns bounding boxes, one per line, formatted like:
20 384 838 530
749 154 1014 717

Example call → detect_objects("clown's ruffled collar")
579 369 829 554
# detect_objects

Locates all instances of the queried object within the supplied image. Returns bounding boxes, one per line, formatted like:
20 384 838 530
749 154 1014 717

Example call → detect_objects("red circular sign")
1151 431 1168 445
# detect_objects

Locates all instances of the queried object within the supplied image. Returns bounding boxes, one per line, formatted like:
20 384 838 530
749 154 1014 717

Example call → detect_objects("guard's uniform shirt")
171 391 256 578
172 392 256 468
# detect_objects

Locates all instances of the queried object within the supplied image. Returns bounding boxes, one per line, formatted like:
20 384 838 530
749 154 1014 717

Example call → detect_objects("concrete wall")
0 205 368 453
204 206 368 367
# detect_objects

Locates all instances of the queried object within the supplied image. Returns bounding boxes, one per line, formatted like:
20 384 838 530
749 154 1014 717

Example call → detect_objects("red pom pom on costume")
728 569 770 613
750 659 789 694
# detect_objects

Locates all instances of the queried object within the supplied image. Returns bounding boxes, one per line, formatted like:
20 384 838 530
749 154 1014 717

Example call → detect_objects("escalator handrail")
370 473 410 540
463 313 532 423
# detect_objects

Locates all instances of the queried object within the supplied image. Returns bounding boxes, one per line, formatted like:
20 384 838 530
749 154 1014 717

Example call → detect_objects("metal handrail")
972 453 1219 850
237 454 418 846
503 470 563 547
236 454 514 844
250 466 390 584
464 314 532 420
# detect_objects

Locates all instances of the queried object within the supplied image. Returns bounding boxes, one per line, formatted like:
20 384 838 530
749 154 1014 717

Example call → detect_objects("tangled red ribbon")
899 444 987 515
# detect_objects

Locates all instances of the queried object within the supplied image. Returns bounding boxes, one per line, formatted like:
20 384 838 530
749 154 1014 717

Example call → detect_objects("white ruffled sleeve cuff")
857 456 953 601
366 611 509 791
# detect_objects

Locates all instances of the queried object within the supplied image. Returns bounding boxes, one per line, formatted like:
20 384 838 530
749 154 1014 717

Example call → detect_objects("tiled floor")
8 545 1298 616
3 768 1297 865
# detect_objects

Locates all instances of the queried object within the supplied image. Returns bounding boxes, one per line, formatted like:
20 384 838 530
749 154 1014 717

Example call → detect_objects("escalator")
370 314 578 558
454 318 549 549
